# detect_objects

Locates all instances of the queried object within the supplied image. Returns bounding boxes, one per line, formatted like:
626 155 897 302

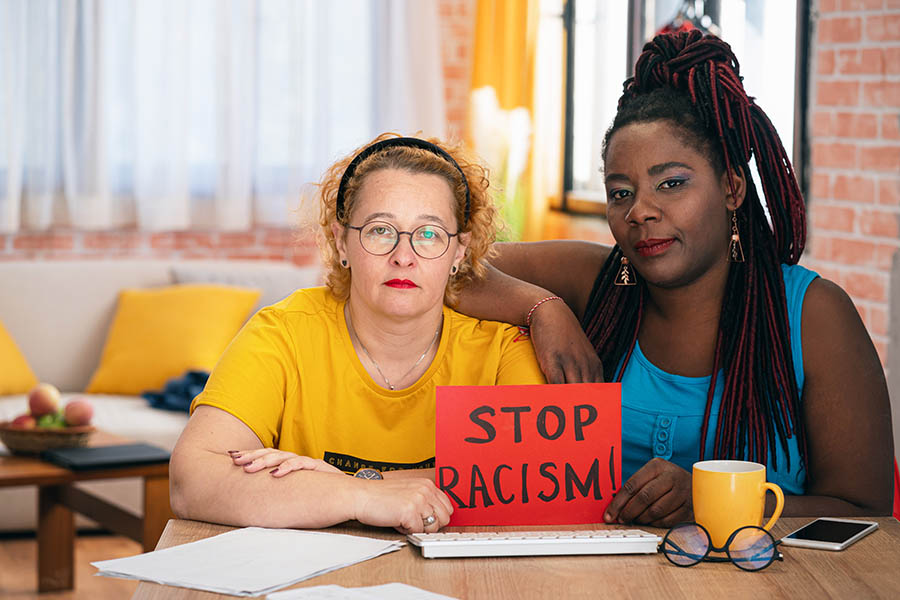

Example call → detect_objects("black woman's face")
604 120 737 290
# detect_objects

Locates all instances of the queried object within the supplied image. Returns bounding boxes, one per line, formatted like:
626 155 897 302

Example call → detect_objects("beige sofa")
0 259 321 532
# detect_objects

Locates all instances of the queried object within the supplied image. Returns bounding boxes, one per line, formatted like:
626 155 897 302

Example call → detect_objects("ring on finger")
422 514 436 527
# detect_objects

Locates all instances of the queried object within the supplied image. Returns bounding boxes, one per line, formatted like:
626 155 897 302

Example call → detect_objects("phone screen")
785 519 872 543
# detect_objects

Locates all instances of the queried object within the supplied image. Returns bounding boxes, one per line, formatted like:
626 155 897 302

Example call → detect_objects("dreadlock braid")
584 31 808 471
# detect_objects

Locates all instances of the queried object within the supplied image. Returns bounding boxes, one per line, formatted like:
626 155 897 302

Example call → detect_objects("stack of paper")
267 583 457 599
92 527 404 597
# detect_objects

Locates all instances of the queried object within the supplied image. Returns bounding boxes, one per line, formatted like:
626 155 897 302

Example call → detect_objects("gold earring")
615 256 636 286
728 211 744 263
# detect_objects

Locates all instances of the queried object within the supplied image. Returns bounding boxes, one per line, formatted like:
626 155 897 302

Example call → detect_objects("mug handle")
760 482 784 531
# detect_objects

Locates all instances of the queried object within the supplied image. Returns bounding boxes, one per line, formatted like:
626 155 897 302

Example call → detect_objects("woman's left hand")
603 457 692 528
229 448 343 477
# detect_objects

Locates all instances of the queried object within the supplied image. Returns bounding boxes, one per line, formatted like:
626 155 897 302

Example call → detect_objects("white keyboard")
407 529 661 558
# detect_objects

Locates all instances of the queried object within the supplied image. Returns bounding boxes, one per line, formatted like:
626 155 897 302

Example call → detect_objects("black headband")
335 137 471 225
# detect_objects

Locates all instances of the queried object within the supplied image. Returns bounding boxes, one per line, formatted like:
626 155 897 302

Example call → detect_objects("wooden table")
132 517 900 599
0 432 173 592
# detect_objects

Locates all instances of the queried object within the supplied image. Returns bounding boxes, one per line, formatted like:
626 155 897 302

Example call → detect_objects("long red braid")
582 31 808 470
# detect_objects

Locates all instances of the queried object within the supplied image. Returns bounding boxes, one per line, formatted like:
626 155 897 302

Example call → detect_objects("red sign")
435 383 621 526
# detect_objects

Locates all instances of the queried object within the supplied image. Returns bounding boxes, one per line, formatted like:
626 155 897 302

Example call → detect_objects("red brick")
873 340 887 367
438 0 453 17
862 82 900 107
875 242 900 270
843 271 887 302
816 80 860 106
884 114 900 139
818 0 838 11
887 46 900 74
262 228 296 248
217 232 256 248
812 204 856 232
858 208 900 237
836 48 884 75
869 305 888 337
812 173 831 199
818 17 862 44
812 111 834 136
840 0 884 8
834 112 879 138
821 236 879 264
866 15 900 42
879 178 900 206
860 146 900 172
11 234 74 251
83 232 141 251
173 232 213 250
809 263 845 287
150 233 175 249
832 174 876 202
224 252 289 261
818 49 835 75
812 142 857 168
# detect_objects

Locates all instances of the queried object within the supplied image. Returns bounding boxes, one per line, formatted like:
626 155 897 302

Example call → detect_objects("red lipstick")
385 279 417 289
634 238 675 257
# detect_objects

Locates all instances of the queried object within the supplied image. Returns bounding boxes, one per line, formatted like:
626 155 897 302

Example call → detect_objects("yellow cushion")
86 284 261 395
0 320 39 395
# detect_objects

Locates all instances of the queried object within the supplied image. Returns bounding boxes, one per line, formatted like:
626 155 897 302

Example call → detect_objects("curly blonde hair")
316 133 498 306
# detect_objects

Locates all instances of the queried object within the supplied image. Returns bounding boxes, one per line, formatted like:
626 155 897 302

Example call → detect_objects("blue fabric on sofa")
143 370 209 412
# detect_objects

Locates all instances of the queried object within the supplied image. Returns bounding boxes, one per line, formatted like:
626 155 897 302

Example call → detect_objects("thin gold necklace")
345 306 442 391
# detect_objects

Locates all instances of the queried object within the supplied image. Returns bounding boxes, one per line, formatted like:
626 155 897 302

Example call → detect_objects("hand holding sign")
435 384 621 526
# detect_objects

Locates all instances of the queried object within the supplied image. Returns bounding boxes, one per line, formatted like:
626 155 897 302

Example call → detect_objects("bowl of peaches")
0 383 95 455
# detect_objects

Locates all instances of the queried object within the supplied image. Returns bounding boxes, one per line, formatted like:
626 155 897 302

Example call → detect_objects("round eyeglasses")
660 522 783 572
347 221 459 260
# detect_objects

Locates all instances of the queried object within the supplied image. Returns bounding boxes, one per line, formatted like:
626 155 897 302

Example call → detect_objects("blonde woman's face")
332 168 468 320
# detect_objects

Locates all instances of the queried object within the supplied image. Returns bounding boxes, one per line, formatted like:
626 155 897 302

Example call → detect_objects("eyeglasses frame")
345 221 460 260
660 522 783 572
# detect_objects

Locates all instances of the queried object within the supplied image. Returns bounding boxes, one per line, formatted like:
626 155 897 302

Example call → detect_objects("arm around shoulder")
796 277 894 515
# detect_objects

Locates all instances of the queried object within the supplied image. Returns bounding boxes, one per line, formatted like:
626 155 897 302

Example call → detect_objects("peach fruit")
63 399 94 427
10 413 37 429
28 383 61 417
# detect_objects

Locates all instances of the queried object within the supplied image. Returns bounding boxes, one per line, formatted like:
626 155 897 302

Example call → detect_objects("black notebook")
41 443 170 470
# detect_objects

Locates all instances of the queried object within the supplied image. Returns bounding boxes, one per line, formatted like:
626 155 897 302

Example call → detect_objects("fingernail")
227 450 239 454
604 512 612 522
269 468 279 474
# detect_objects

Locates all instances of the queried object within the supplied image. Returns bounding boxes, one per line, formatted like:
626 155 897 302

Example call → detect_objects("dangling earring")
340 259 349 268
450 265 458 275
728 211 744 263
615 256 636 286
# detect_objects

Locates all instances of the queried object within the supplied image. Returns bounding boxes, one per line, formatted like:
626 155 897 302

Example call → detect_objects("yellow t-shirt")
192 287 546 473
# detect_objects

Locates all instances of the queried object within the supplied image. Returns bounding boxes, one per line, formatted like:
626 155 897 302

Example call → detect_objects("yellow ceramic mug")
692 460 784 548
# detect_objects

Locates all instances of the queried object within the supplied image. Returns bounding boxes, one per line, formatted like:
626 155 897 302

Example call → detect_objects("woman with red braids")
457 31 894 526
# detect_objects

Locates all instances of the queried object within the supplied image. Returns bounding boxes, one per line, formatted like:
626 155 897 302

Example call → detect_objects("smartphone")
780 517 879 551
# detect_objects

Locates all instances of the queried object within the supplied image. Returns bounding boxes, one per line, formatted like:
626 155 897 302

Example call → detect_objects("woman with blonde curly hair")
170 134 545 533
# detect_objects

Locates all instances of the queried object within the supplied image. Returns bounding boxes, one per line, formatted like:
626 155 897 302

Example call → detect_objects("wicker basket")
0 423 96 455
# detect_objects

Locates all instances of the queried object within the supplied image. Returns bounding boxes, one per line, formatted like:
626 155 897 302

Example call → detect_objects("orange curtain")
467 0 542 240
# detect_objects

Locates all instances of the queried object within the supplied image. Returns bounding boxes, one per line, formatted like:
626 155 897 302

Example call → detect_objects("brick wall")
804 0 900 365
0 0 474 263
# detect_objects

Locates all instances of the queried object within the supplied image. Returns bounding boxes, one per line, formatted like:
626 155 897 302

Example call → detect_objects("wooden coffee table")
0 431 173 592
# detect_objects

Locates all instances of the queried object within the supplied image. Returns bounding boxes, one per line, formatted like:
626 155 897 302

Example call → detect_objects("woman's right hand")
529 299 605 384
352 477 454 534
229 448 343 477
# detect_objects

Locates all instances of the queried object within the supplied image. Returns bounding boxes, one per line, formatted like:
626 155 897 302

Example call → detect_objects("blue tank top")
615 264 818 495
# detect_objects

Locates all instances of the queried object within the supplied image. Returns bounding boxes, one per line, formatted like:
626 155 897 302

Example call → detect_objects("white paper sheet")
91 527 405 597
267 583 458 599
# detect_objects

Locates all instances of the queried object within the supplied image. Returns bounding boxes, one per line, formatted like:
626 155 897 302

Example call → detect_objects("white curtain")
0 0 447 233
